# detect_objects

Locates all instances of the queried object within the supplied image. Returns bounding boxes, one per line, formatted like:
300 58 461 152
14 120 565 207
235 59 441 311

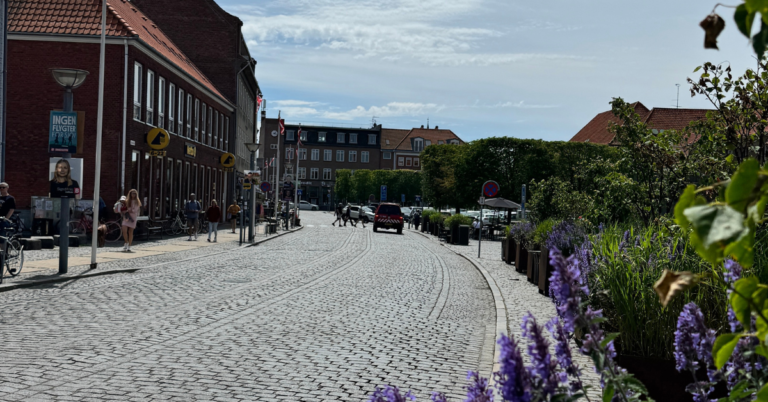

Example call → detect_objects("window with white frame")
318 132 327 142
438 140 444 145
158 77 165 129
383 151 392 159
218 114 223 150
425 140 431 146
225 117 229 151
349 133 357 144
213 112 218 148
300 130 307 141
413 138 424 152
207 107 213 145
298 167 306 179
194 99 200 141
398 157 404 166
177 89 184 135
337 133 345 143
361 151 369 163
186 94 192 137
324 149 332 161
311 149 319 161
349 151 357 162
336 150 344 162
286 147 294 160
323 168 332 180
310 168 319 179
406 158 412 166
368 134 376 145
168 83 175 133
299 148 307 160
201 102 207 144
146 70 155 125
287 130 295 141
133 63 142 121
414 158 420 167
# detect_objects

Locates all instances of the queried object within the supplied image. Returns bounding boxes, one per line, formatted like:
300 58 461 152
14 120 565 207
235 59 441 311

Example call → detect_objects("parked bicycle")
166 210 190 235
69 207 122 242
0 217 24 283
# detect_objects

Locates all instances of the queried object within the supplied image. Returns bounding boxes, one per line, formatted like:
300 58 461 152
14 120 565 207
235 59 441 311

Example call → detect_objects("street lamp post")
245 142 259 242
50 68 89 275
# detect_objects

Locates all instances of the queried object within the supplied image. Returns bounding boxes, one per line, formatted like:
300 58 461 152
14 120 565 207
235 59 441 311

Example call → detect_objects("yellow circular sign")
220 153 236 168
147 128 170 150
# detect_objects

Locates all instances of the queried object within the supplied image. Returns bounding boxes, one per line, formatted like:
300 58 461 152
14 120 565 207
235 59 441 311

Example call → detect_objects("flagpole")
294 125 300 225
275 111 281 225
90 0 107 268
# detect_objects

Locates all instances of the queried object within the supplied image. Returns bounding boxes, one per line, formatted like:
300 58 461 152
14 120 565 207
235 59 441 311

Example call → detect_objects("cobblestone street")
0 212 499 401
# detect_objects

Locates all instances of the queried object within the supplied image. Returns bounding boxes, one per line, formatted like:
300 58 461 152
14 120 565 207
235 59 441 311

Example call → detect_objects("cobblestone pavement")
0 212 496 401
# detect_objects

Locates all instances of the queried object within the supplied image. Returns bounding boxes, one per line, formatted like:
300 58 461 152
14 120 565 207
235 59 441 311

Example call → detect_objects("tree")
334 170 353 203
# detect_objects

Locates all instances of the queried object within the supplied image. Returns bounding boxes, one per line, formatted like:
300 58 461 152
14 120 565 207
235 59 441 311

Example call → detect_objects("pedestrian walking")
118 189 141 252
185 193 201 241
332 203 343 226
413 212 421 231
0 182 16 234
227 201 240 233
206 200 221 242
344 203 352 227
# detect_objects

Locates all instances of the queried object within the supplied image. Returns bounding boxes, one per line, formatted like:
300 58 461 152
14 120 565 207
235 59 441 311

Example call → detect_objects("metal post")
239 184 244 245
90 0 107 268
249 150 255 242
58 89 75 275
0 0 7 182
478 201 483 259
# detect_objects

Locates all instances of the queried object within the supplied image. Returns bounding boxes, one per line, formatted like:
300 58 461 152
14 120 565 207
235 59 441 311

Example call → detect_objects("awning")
478 197 521 209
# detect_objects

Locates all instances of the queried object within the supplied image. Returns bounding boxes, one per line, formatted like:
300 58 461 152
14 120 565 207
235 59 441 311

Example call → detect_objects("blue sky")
218 0 757 142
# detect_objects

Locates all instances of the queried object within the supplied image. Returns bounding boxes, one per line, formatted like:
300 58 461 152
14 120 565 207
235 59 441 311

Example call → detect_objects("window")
310 168 319 179
225 117 229 151
158 77 165 129
349 133 357 144
298 167 306 179
406 158 412 167
361 151 369 163
194 99 200 141
337 133 345 143
426 140 431 146
213 112 218 148
398 157 404 166
414 138 424 152
318 132 327 142
286 147 294 160
178 89 184 135
414 158 420 167
168 83 175 133
300 130 307 141
324 149 332 161
349 151 357 162
201 102 207 144
323 168 332 180
186 94 192 137
270 144 278 149
438 140 444 145
219 114 224 150
383 151 392 160
368 134 376 145
311 149 320 161
299 148 307 160
146 70 155 125
207 107 213 145
287 130 295 141
336 150 344 162
133 63 142 121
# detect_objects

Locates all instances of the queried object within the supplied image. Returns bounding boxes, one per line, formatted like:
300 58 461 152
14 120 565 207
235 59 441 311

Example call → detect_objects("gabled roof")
569 102 650 144
9 0 227 102
394 128 464 151
381 128 410 150
643 108 709 131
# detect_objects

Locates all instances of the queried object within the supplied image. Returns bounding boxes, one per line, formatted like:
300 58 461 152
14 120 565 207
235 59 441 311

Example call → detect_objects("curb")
411 229 508 383
0 226 305 293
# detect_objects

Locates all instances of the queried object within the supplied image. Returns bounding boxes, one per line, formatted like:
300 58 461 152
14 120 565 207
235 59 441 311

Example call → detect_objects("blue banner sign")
49 111 78 153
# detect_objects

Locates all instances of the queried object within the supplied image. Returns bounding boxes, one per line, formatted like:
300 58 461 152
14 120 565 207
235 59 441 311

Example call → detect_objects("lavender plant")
544 220 586 257
508 222 535 249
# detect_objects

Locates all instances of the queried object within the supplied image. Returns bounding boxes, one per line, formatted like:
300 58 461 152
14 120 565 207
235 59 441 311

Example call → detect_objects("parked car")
465 211 481 219
361 206 375 222
401 207 412 222
290 200 319 211
341 205 364 220
373 203 404 234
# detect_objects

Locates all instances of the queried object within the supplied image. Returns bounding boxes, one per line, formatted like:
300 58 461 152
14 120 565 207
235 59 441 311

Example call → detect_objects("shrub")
444 214 473 229
532 219 557 246
508 221 535 248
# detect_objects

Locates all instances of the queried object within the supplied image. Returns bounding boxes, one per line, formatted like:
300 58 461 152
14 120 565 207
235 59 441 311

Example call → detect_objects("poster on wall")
49 157 83 199
49 111 78 153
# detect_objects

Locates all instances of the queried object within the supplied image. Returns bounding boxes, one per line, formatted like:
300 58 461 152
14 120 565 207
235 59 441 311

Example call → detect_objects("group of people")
331 203 366 228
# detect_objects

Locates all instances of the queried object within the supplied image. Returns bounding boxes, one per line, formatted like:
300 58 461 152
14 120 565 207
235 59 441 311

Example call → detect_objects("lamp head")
50 69 90 89
245 143 259 152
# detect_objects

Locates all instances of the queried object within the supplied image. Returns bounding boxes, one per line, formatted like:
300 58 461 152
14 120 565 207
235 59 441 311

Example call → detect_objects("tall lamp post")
245 142 259 242
51 68 89 275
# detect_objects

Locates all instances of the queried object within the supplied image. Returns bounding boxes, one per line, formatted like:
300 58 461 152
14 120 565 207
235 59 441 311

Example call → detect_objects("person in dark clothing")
332 203 343 226
344 203 352 227
413 212 421 231
0 182 15 235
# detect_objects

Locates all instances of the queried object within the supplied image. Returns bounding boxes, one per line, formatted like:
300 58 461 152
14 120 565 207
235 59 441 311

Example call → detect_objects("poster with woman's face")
49 157 83 199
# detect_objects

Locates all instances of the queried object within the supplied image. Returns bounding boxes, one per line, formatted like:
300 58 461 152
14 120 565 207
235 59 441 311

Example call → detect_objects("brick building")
129 0 261 203
259 117 381 209
7 0 235 220
384 126 463 170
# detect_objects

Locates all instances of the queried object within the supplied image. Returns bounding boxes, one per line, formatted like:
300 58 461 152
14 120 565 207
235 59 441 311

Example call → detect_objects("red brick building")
7 0 236 221
382 126 463 170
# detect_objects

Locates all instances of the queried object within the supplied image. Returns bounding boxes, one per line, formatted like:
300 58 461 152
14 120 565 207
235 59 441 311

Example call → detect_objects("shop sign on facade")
185 143 197 158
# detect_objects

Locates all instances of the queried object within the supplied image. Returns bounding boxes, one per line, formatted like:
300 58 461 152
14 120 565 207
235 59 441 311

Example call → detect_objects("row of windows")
284 148 371 163
133 62 229 152
398 156 420 167
286 130 377 145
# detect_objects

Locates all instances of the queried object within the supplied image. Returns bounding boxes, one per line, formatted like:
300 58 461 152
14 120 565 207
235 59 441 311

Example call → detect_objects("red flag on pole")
278 118 285 135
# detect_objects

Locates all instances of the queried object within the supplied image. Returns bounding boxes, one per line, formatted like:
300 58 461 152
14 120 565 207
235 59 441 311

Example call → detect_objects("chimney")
420 125 424 129
435 126 438 129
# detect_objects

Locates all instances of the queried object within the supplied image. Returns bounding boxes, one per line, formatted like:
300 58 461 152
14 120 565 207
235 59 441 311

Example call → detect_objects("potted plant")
504 225 515 264
509 222 534 274
445 214 472 245
540 220 586 296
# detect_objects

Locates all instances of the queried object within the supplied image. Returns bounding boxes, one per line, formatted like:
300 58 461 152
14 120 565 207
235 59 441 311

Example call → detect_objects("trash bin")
458 225 470 245
32 218 54 236
267 223 277 234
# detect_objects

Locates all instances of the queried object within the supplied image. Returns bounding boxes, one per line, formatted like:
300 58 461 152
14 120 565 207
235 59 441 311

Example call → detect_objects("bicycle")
166 211 190 235
0 218 24 283
70 208 123 242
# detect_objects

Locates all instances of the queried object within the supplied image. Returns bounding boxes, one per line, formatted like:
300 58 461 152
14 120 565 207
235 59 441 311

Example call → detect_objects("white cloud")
322 102 444 120
497 101 559 109
272 100 324 107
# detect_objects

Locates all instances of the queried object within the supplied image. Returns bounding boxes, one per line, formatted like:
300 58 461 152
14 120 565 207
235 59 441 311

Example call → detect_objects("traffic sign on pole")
380 185 387 201
401 194 405 203
260 181 271 192
482 180 500 198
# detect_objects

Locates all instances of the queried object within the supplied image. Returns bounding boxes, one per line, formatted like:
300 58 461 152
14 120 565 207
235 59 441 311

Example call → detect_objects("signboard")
282 181 295 201
243 179 252 190
401 194 405 203
298 189 303 196
147 128 170 150
521 184 527 220
49 157 83 198
185 143 197 158
260 182 271 192
483 180 500 198
380 185 387 202
149 150 166 157
415 195 421 202
220 153 235 168
49 111 78 153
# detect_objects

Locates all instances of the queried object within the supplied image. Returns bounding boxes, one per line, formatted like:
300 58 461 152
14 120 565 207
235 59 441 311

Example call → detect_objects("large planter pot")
505 239 516 265
616 355 727 401
538 246 554 296
527 250 541 284
501 238 508 261
458 225 470 245
451 226 459 244
515 243 528 274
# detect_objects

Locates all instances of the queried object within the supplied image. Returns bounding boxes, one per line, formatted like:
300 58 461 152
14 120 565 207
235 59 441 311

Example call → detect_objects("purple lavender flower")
521 313 559 396
431 391 448 402
545 221 586 257
674 303 716 372
546 317 582 392
580 307 613 358
495 334 531 402
618 230 630 252
723 259 743 285
464 371 493 402
369 386 416 402
634 234 641 248
548 248 588 332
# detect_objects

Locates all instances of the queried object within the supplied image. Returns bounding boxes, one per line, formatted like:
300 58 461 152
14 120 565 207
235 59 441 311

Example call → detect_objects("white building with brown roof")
380 126 463 170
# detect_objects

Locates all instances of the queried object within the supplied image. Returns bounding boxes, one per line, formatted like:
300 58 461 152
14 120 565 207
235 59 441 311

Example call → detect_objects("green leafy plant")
444 214 472 230
532 219 557 246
